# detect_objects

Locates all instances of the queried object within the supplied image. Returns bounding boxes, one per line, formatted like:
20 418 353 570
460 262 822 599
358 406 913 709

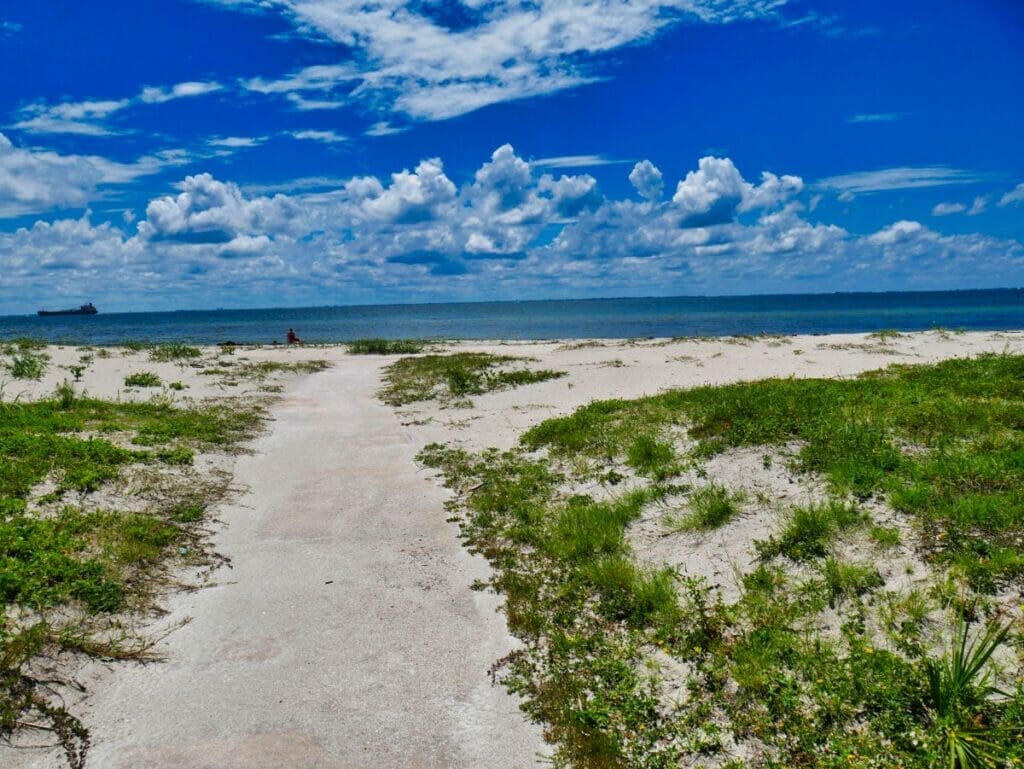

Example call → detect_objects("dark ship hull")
38 304 98 316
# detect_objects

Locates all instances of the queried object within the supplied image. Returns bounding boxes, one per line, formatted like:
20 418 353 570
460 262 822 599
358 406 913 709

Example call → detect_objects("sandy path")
12 358 544 769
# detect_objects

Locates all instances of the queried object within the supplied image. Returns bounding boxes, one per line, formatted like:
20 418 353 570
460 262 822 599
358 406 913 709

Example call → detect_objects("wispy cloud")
932 202 965 216
140 81 223 104
10 80 225 136
365 121 405 137
847 112 908 123
1000 183 1024 207
288 129 348 144
817 166 987 195
215 0 796 121
0 20 23 37
531 154 630 169
11 99 131 136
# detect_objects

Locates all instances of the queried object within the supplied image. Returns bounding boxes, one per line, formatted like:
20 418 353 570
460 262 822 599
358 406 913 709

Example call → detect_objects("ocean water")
1 289 1023 345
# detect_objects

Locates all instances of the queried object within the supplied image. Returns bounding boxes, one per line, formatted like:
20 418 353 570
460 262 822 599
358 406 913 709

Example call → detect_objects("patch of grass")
820 556 884 606
670 483 745 531
381 353 565 406
346 338 428 355
756 500 864 561
870 524 902 548
6 351 48 380
525 353 1024 589
869 329 904 342
148 343 201 362
231 360 330 379
625 434 676 478
124 371 161 388
118 340 153 352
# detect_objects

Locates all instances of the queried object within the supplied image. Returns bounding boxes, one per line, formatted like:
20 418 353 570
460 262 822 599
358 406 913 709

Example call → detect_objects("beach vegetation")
124 371 161 387
118 340 153 352
6 350 48 380
0 389 263 762
419 353 1024 768
148 342 202 362
668 482 744 531
381 352 565 406
346 338 429 354
233 359 329 378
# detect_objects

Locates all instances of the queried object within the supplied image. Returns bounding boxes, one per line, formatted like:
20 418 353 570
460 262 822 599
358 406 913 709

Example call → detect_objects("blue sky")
1 0 1022 312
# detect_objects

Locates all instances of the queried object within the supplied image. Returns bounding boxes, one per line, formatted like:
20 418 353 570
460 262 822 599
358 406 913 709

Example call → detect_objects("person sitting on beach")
286 328 301 344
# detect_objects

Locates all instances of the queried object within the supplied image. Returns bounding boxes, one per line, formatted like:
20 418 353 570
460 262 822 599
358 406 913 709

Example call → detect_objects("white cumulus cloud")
629 160 664 201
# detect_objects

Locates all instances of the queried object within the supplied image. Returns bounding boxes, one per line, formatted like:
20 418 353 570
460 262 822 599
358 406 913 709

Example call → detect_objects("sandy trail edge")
8 356 546 769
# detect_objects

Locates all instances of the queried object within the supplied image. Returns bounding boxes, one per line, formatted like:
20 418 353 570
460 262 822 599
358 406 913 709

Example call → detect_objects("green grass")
820 556 884 606
381 352 565 405
756 500 865 561
124 371 161 387
525 353 1024 589
419 354 1024 769
669 483 745 531
233 360 329 378
346 338 429 354
5 350 48 380
148 343 202 362
1 389 263 760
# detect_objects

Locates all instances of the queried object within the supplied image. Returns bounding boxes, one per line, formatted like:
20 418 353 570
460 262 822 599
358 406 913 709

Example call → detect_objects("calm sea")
2 289 1023 345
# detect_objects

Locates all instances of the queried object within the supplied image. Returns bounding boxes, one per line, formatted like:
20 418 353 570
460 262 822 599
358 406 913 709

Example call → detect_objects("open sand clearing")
6 330 1024 768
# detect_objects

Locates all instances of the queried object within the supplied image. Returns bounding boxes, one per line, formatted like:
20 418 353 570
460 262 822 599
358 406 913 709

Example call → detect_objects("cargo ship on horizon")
37 303 98 317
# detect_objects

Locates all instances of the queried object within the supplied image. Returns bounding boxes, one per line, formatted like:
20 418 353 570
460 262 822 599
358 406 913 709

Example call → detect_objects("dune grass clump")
124 371 161 388
6 350 49 380
346 338 429 355
381 352 565 406
148 342 202 362
669 482 745 531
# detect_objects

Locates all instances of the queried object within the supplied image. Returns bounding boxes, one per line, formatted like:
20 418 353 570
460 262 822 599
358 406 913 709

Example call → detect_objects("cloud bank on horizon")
0 0 1022 311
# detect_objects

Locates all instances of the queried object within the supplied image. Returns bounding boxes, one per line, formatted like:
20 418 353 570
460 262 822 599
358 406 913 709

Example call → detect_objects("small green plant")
869 329 904 342
124 371 161 388
923 618 1014 768
168 381 185 391
381 353 564 405
869 524 901 547
55 380 76 410
625 434 676 478
7 351 48 380
149 343 202 362
756 500 864 561
67 365 86 382
119 340 153 352
347 338 428 355
671 483 744 530
820 556 883 605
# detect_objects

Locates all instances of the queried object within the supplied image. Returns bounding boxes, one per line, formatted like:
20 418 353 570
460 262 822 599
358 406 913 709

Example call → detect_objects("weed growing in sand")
670 483 745 530
756 500 865 561
232 360 329 379
149 342 202 362
381 353 565 406
346 338 429 354
6 350 48 380
124 371 161 388
420 353 1024 768
869 329 904 342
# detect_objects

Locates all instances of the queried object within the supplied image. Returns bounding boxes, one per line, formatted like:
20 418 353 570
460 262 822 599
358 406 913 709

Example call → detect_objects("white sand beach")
5 329 1024 769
